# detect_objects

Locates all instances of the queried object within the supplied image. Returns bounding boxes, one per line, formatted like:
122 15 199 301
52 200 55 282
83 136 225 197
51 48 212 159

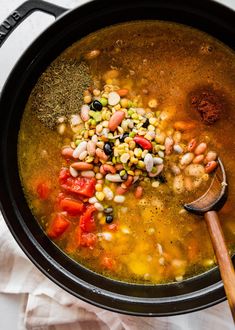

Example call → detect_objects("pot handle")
0 0 68 47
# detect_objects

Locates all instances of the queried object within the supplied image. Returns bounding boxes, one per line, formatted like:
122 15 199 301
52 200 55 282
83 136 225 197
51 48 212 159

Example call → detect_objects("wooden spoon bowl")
184 158 235 322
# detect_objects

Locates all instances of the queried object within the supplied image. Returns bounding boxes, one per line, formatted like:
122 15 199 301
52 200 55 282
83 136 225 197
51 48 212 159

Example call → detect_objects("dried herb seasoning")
30 58 91 129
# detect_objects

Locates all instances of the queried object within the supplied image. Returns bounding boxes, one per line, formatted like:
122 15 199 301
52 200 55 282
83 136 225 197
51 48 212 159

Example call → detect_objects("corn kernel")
120 98 129 108
148 125 155 131
84 131 89 139
95 184 103 192
96 173 103 179
127 170 135 176
149 117 158 126
131 113 139 120
99 217 106 225
106 78 113 84
155 132 165 144
93 89 100 96
118 126 124 134
97 212 104 220
86 156 94 163
145 133 154 141
148 99 158 108
102 109 107 120
202 174 209 181
137 160 145 168
129 141 136 149
89 130 94 136
114 104 121 110
102 121 109 128
130 157 138 164
152 181 160 188
134 169 142 176
134 148 142 158
84 95 92 104
94 166 100 173
124 137 132 143
96 191 105 201
85 122 90 130
105 112 111 120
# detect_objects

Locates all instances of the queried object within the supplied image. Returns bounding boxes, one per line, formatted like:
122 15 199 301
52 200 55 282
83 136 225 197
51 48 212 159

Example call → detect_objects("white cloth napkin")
0 213 234 330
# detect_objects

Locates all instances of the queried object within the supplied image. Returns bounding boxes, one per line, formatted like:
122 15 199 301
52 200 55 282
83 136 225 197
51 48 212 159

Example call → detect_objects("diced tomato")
100 255 116 270
59 168 70 185
79 205 96 232
47 213 70 239
59 198 84 216
60 170 96 197
80 232 97 248
37 182 50 200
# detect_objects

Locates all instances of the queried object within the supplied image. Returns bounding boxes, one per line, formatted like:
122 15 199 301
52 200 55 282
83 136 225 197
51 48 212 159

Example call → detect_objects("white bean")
79 150 88 160
173 144 183 154
133 175 139 183
91 134 98 143
153 157 163 165
80 104 90 121
103 187 114 200
144 153 154 172
72 141 87 158
120 153 130 163
184 164 205 177
175 276 183 282
87 140 96 156
70 114 82 126
194 142 207 155
184 176 193 191
114 195 126 203
99 232 113 241
136 108 146 115
180 152 194 166
204 151 217 163
81 170 95 178
69 166 78 177
158 150 165 158
94 202 104 211
171 164 181 175
173 175 184 194
57 123 66 135
152 181 160 188
108 91 121 106
105 174 123 182
173 131 182 143
89 197 98 204
165 136 174 155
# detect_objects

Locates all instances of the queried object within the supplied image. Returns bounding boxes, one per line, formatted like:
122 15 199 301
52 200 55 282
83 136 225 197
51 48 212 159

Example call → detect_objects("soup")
18 21 235 284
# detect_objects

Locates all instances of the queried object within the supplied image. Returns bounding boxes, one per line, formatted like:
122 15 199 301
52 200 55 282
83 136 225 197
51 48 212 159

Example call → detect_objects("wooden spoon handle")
205 210 235 322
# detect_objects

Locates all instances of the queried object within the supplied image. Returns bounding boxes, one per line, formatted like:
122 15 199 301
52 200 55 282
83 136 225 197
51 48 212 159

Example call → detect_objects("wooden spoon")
184 158 235 321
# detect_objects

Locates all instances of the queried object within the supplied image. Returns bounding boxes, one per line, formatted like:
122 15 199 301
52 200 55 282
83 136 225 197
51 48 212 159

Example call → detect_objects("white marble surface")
0 0 235 329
